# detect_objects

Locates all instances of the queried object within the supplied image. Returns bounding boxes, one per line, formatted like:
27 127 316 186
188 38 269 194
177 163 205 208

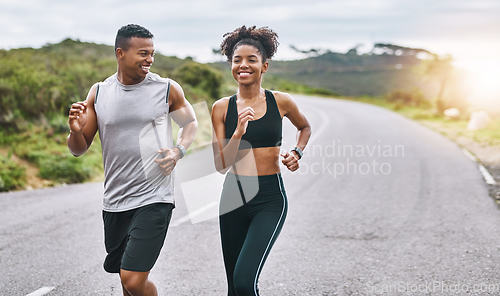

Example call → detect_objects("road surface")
1 95 499 295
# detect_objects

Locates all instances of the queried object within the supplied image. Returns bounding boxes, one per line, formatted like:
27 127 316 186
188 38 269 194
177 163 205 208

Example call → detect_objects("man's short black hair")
115 24 154 52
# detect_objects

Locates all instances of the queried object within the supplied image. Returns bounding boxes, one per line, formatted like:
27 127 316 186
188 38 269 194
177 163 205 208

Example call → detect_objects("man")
67 24 197 296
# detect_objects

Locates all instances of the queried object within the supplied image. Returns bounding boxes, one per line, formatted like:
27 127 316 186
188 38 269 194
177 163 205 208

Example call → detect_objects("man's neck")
117 69 146 85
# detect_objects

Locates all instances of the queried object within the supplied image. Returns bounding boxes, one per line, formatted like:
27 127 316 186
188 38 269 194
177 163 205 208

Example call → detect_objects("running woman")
211 25 311 296
67 24 197 296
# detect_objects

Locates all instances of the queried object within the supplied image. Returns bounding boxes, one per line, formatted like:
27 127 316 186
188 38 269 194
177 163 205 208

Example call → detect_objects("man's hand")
68 101 88 133
154 148 181 176
281 151 299 172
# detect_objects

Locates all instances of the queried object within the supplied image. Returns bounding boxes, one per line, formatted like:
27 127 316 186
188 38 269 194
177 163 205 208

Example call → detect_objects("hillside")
267 46 435 97
0 38 222 128
210 44 447 97
0 39 223 191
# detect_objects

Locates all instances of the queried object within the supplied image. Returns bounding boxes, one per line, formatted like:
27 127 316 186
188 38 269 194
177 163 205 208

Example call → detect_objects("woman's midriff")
229 146 281 176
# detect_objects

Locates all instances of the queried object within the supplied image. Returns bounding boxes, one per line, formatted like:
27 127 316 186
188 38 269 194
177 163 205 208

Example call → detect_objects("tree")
174 62 222 100
289 45 323 57
372 43 431 57
418 54 454 113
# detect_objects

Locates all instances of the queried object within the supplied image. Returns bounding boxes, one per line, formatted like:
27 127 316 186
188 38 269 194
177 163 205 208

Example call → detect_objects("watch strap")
291 147 303 160
174 144 186 159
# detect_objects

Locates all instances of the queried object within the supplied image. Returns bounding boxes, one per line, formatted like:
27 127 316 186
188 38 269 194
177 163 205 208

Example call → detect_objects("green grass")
0 153 26 191
341 95 500 147
1 124 103 185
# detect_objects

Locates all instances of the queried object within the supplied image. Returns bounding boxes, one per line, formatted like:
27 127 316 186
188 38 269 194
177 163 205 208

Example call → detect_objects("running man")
67 24 197 296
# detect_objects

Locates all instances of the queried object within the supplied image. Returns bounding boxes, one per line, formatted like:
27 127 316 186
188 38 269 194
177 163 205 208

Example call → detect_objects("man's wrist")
174 144 186 159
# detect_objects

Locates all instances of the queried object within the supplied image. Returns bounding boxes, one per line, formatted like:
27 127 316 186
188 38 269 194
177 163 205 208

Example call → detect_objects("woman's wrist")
291 147 303 160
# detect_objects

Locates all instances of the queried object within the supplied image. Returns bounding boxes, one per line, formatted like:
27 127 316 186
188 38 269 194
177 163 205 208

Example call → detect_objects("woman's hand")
281 151 299 172
234 106 254 138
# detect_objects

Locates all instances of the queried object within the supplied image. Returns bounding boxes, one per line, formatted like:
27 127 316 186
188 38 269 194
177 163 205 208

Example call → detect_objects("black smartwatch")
291 147 303 160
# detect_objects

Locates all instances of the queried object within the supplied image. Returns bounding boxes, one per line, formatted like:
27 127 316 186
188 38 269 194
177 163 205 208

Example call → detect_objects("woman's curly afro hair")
220 25 279 63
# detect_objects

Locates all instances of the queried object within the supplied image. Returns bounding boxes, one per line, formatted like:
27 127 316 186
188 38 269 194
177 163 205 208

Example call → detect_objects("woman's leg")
220 204 251 296
232 191 288 296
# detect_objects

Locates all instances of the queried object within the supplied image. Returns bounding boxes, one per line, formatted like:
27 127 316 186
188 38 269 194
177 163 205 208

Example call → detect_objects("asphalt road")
1 95 499 296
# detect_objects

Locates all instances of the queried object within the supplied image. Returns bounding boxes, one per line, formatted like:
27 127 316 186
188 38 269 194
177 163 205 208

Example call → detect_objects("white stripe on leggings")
253 174 286 296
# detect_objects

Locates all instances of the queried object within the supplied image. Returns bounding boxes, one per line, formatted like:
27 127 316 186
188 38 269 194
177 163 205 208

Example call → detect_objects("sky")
1 0 500 78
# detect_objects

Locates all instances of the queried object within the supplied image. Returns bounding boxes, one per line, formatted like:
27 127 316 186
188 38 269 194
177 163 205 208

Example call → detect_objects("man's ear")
116 48 124 59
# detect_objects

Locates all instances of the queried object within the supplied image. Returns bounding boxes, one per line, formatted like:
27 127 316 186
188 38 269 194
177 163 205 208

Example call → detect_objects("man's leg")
120 270 157 296
119 203 173 295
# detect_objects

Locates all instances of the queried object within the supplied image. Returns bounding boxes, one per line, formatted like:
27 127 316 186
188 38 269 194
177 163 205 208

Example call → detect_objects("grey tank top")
94 72 175 212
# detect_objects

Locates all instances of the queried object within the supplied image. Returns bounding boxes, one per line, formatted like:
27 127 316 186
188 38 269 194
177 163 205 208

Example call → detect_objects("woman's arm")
211 99 254 173
275 92 312 172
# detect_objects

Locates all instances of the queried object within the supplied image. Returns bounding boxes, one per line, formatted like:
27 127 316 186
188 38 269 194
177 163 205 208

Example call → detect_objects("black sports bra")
225 90 282 150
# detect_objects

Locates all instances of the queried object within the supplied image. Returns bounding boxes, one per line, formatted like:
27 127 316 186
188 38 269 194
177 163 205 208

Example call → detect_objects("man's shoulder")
99 73 117 87
147 72 170 85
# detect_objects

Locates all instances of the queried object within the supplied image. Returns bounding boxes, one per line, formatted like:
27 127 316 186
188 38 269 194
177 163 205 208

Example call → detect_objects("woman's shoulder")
212 96 233 117
269 90 294 107
213 96 232 108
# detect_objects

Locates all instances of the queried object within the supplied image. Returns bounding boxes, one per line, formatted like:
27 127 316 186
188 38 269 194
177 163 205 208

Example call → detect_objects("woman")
211 25 311 296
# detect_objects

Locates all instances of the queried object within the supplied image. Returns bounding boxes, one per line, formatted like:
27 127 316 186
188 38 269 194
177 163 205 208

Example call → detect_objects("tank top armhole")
224 94 237 140
165 79 171 105
265 89 281 117
226 94 237 118
94 83 100 105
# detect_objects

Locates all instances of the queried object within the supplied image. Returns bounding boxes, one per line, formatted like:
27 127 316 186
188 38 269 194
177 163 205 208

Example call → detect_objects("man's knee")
120 270 149 295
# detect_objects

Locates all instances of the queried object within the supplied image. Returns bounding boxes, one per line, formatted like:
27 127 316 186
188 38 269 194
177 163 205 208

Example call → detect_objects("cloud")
0 0 499 67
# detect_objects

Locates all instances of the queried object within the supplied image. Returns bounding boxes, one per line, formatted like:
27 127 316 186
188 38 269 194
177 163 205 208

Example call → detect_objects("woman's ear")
261 61 269 74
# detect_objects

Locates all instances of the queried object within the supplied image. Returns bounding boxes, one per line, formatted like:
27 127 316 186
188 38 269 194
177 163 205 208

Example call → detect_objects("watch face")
293 147 303 159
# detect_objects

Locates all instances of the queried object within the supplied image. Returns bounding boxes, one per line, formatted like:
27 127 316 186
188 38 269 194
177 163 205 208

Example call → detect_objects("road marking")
461 148 477 162
26 287 55 296
308 107 330 145
170 201 218 227
478 164 496 185
461 148 496 185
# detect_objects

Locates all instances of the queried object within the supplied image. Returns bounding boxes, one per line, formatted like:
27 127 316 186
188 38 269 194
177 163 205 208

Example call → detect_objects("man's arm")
67 83 99 156
154 79 197 175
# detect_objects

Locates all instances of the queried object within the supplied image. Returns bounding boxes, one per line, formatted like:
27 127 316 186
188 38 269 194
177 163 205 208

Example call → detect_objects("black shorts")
102 202 174 273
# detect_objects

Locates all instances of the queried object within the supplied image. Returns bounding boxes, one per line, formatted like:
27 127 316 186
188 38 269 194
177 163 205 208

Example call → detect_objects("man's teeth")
142 66 150 70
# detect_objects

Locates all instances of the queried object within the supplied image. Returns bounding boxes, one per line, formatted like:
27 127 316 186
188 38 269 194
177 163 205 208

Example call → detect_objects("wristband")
174 144 186 159
291 147 303 160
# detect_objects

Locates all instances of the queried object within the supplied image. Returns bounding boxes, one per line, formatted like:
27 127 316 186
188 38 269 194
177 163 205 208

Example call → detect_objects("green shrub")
0 155 26 191
38 154 92 184
174 62 223 100
386 88 431 108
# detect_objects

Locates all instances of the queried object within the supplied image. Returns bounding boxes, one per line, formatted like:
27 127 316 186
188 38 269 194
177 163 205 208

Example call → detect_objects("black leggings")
219 172 288 296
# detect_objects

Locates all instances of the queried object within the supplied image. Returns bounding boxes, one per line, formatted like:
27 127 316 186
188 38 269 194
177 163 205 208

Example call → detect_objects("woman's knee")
233 275 257 296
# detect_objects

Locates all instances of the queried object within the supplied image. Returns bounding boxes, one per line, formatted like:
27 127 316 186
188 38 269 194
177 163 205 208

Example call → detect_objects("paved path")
1 95 499 295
